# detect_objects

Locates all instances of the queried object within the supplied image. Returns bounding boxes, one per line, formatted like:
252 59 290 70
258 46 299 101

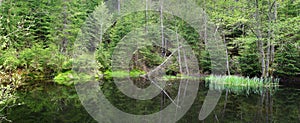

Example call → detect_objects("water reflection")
2 79 300 123
3 83 97 123
207 80 279 96
182 82 299 123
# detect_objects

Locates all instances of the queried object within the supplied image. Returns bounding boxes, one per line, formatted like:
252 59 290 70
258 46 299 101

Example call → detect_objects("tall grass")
206 75 280 87
104 70 146 78
206 75 280 95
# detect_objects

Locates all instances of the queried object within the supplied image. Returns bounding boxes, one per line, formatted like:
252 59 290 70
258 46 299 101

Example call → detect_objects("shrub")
0 49 20 72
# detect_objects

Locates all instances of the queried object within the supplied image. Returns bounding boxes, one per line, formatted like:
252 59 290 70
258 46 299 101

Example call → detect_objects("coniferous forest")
0 0 299 122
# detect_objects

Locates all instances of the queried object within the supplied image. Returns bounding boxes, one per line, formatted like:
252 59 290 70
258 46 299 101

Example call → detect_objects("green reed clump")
206 75 280 87
206 75 280 95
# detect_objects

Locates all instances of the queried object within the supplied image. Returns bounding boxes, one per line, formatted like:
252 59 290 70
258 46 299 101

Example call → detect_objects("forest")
0 0 299 122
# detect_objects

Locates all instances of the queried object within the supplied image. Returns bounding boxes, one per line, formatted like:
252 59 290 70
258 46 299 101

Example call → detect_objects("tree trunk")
176 29 183 74
117 0 121 14
61 1 69 53
224 34 231 75
203 0 208 46
266 0 273 77
270 1 277 76
266 0 277 77
145 0 148 32
160 0 165 57
255 0 266 77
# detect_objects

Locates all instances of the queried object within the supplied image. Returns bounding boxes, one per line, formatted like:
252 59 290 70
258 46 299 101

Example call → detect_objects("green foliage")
54 71 75 86
274 43 300 76
104 70 146 78
273 12 300 77
19 44 66 77
54 70 95 86
129 70 146 78
199 51 211 73
0 84 20 122
1 0 300 122
162 75 200 81
0 84 17 105
96 9 202 74
4 85 96 123
0 0 299 90
62 59 73 71
137 46 164 68
236 37 261 77
0 49 20 71
0 44 67 82
0 0 104 81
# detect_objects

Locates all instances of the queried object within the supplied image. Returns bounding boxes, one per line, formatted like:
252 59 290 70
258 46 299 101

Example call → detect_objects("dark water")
3 79 300 123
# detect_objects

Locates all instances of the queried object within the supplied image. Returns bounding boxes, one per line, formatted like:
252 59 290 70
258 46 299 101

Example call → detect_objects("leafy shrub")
18 44 67 78
0 49 20 72
54 71 75 86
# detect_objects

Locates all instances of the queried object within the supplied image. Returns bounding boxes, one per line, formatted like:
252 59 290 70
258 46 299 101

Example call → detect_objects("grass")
206 75 280 87
54 70 146 86
162 74 201 81
104 70 146 78
54 71 95 86
205 75 280 95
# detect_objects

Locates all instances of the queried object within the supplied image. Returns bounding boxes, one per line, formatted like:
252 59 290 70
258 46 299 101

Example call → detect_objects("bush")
0 44 69 80
18 44 67 78
0 49 20 72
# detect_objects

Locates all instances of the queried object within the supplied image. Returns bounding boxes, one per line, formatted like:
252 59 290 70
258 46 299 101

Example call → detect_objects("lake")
3 79 300 123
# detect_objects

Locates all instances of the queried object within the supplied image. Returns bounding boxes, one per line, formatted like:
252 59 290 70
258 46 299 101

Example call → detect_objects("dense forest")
1 0 299 84
0 0 299 122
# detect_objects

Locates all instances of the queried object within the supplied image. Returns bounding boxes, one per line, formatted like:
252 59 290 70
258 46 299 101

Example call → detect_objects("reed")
206 75 280 95
205 75 280 87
